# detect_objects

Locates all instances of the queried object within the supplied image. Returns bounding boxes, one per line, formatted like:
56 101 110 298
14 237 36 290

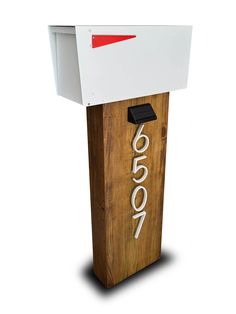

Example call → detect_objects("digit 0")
131 185 147 212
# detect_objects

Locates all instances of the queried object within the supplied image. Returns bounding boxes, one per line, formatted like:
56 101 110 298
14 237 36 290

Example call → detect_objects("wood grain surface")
87 93 169 287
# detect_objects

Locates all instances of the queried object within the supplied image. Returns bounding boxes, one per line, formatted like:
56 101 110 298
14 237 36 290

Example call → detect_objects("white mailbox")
49 25 192 106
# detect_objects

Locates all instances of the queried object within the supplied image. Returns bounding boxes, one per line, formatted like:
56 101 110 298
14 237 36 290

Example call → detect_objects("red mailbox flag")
92 35 136 48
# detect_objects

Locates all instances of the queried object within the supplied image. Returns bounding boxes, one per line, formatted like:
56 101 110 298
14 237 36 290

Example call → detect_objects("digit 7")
133 211 146 239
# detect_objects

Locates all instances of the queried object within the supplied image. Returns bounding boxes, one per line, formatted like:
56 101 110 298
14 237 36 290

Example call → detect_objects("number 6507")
131 124 149 239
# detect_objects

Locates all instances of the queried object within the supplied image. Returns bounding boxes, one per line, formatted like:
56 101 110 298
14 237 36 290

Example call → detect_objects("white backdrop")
0 1 236 313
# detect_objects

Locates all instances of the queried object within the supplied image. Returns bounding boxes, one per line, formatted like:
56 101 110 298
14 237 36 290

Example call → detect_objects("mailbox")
49 25 192 288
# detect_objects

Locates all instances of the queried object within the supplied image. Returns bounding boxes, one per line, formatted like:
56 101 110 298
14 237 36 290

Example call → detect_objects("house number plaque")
131 123 150 239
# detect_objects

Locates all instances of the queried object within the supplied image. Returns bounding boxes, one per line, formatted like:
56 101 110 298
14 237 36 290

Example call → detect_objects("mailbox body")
49 25 192 106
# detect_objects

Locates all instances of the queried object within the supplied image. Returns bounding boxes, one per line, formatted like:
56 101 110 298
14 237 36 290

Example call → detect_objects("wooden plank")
87 92 169 287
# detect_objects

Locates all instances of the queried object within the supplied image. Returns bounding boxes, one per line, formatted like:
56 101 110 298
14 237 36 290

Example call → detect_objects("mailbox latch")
128 103 157 124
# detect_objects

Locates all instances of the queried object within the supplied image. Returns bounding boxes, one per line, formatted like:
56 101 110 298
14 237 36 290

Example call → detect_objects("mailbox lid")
49 25 192 106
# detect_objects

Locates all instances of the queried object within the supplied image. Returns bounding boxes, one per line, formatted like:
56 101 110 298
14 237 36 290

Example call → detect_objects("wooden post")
87 92 169 287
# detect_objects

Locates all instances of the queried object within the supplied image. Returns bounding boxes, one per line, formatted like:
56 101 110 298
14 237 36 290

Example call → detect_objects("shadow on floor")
80 249 175 296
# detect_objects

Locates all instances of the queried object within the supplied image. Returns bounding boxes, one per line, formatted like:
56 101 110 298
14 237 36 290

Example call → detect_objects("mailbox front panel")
76 25 192 106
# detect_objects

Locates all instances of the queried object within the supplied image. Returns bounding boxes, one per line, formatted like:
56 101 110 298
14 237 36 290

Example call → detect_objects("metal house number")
131 124 150 239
